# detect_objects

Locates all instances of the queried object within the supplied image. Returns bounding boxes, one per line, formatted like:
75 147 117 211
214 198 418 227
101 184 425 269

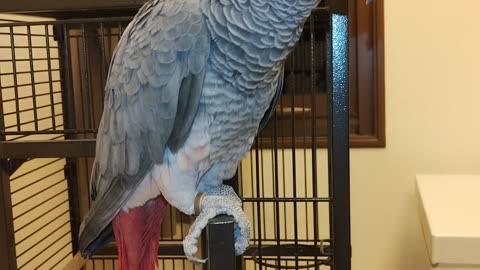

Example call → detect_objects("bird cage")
0 1 351 270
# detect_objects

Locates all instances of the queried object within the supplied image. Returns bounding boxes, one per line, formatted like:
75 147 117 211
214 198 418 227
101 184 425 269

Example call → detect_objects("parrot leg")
183 185 250 264
112 195 168 270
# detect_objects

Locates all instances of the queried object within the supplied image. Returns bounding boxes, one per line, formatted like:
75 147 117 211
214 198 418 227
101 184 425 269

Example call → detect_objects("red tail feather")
112 195 168 270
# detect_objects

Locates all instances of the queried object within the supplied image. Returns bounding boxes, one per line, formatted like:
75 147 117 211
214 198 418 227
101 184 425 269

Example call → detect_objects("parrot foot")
183 185 251 264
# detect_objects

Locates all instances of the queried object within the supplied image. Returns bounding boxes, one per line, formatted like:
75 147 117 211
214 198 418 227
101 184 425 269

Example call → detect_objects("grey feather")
79 0 210 257
168 71 205 152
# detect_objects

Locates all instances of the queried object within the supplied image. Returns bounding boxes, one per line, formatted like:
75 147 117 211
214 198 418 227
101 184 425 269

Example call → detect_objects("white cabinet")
416 175 480 270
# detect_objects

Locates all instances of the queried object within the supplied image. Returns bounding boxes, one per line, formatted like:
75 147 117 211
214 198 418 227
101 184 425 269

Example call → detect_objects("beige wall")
350 1 480 269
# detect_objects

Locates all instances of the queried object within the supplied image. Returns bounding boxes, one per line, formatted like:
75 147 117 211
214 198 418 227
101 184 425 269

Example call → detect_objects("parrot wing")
257 66 285 132
78 0 210 257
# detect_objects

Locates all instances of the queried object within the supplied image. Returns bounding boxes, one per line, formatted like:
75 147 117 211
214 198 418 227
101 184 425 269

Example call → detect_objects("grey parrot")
76 0 321 268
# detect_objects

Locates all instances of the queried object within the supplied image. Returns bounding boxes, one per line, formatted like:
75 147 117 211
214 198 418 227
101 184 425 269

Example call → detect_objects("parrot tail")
112 195 168 270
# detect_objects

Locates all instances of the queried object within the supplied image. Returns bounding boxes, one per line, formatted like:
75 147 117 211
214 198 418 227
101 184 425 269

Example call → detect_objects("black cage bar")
0 1 351 269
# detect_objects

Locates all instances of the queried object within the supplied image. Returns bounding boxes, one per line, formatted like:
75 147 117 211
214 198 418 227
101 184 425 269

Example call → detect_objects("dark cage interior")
0 1 351 270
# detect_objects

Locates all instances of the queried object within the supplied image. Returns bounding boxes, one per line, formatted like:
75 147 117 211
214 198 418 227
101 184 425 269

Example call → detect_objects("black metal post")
226 172 244 270
64 161 82 253
0 63 17 270
0 167 17 270
326 0 351 269
58 22 84 256
202 215 237 270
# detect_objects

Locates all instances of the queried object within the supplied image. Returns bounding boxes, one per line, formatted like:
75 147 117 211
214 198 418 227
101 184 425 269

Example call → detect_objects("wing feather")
258 66 284 132
78 0 210 257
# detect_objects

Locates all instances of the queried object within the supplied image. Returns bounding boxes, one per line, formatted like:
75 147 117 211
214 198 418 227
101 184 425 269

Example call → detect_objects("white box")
416 175 480 270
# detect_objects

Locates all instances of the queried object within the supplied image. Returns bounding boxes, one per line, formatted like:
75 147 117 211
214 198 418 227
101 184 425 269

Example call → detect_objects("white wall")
350 1 480 269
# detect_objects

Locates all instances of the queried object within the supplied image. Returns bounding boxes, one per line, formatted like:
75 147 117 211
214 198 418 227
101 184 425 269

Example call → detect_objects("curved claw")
227 205 250 255
183 208 217 264
183 186 251 264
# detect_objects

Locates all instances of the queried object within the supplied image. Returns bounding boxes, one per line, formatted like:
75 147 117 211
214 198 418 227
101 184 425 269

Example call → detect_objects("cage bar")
0 167 17 270
327 0 352 269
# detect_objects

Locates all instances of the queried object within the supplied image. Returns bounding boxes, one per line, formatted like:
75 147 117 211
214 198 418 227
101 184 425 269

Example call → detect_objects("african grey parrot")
77 0 320 268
